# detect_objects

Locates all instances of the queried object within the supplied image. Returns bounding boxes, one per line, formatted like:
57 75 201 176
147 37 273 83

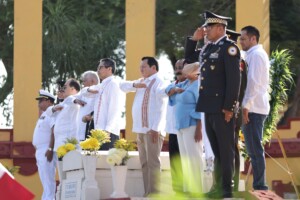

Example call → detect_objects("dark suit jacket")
185 36 241 113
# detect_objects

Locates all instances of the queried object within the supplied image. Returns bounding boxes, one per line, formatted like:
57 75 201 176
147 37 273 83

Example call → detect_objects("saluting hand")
133 83 147 88
87 88 99 94
82 114 93 123
74 99 86 106
52 105 63 112
222 109 233 122
191 26 205 41
168 87 184 96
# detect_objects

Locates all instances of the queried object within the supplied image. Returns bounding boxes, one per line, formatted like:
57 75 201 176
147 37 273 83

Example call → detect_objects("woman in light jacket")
165 62 203 195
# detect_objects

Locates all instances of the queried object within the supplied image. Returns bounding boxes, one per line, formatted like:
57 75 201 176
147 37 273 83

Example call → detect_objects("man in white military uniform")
32 90 56 200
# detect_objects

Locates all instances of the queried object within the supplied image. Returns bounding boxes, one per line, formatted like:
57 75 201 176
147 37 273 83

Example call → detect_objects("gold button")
234 101 237 103
202 68 206 71
210 65 215 70
200 86 203 90
204 59 207 62
216 93 218 96
231 108 234 111
201 77 204 80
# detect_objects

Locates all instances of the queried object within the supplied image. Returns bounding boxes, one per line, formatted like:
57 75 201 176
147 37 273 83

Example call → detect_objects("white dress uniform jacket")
53 95 80 151
32 106 56 200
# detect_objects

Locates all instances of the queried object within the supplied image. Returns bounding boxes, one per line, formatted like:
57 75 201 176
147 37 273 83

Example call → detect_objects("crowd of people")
32 10 270 199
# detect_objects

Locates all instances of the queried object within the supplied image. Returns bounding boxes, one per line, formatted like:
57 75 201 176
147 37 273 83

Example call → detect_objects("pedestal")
110 165 128 198
81 155 100 200
56 160 66 200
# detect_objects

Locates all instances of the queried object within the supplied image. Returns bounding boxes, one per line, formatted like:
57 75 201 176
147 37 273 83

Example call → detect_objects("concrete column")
125 0 156 140
14 0 42 141
236 0 270 55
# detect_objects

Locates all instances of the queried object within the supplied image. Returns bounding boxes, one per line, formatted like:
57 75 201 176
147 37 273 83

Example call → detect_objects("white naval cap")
35 90 55 101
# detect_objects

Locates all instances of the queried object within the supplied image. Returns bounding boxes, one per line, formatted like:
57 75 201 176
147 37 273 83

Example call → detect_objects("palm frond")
263 49 294 144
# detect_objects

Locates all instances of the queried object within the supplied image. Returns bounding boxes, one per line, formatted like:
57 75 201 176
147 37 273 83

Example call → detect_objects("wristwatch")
48 147 53 152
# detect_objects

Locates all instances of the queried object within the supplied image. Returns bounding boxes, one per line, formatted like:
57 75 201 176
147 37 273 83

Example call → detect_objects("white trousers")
201 112 214 160
177 126 204 193
35 146 57 200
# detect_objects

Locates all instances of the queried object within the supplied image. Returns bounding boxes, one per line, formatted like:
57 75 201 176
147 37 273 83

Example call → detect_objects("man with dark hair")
52 78 81 151
240 25 270 191
86 58 122 149
120 56 167 196
185 11 241 198
56 80 65 104
141 56 159 71
98 58 116 76
165 59 185 194
32 90 56 200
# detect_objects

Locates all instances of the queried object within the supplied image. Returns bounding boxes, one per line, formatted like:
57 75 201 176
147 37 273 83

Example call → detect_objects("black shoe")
205 190 222 199
222 192 233 198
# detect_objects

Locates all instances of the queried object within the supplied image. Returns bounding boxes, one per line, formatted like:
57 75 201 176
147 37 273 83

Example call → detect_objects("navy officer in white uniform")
32 90 56 200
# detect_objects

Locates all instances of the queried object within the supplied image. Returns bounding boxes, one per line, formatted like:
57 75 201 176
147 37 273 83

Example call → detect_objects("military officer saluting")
32 90 56 200
185 11 241 198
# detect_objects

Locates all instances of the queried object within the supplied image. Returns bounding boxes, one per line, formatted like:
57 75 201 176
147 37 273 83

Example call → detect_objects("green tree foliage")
42 0 125 90
1 0 300 127
156 0 235 66
0 0 14 108
0 0 125 105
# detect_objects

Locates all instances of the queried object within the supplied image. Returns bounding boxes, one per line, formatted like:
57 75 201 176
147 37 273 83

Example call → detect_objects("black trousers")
100 133 119 150
205 113 235 194
234 110 242 191
168 134 183 193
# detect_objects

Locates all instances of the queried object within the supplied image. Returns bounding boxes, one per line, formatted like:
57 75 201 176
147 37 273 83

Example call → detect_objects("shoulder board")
224 38 236 45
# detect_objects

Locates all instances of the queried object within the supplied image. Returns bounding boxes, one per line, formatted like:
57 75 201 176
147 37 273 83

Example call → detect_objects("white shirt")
75 88 96 140
32 106 55 149
120 73 168 136
53 95 80 151
242 44 270 115
165 82 177 134
90 76 122 136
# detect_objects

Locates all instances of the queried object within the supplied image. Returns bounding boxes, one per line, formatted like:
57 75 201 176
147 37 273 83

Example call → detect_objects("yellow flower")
80 138 100 151
89 129 111 145
239 130 245 142
114 138 136 151
65 143 76 151
88 137 100 150
57 146 67 158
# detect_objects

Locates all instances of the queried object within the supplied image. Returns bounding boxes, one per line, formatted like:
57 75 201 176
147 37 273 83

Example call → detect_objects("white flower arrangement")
106 139 136 166
107 148 127 166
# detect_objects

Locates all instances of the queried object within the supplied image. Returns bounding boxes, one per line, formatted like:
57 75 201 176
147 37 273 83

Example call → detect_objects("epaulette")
224 38 236 45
